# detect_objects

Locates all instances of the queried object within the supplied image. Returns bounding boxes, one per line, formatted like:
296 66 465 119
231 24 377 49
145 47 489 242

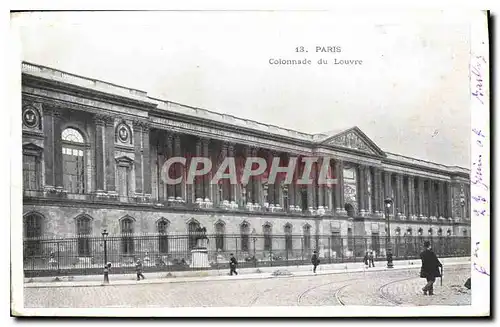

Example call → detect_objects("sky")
12 11 472 168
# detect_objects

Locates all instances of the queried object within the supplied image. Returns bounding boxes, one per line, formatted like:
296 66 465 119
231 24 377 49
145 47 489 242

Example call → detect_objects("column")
335 159 345 214
202 139 211 202
94 115 105 193
383 171 393 217
317 159 325 210
418 177 425 218
394 173 403 217
166 134 174 201
363 166 370 215
408 176 415 219
288 157 296 211
156 137 164 201
465 184 470 220
194 138 203 202
174 134 183 201
438 181 445 218
53 111 64 190
307 161 316 211
446 182 453 219
373 168 381 215
307 177 314 211
428 179 434 218
142 124 151 197
273 151 282 209
219 142 229 203
294 157 302 211
105 118 116 193
395 174 404 217
133 121 143 194
228 143 237 204
43 109 54 188
251 147 262 206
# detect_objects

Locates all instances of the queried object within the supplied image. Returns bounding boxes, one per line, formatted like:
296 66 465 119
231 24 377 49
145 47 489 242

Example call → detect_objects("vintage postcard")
9 9 490 317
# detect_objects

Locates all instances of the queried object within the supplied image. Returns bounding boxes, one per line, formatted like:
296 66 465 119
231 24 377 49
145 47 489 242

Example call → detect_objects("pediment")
320 127 385 157
22 142 44 151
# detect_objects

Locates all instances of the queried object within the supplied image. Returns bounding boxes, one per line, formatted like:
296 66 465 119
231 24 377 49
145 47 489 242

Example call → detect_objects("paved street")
24 264 470 308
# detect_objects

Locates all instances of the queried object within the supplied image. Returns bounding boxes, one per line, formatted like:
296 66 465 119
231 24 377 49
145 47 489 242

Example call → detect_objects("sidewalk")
24 256 470 288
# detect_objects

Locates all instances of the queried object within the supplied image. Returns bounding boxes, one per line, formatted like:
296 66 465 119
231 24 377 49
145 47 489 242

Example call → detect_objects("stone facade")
21 62 471 249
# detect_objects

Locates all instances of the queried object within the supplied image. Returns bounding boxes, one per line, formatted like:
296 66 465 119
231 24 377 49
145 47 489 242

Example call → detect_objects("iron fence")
23 234 471 277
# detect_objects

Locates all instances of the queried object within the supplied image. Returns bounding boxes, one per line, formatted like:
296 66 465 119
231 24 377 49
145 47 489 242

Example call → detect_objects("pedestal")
190 238 210 268
190 249 210 268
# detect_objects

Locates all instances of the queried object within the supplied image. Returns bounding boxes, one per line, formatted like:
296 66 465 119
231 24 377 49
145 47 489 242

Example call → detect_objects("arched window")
23 213 43 256
463 229 468 237
157 219 169 254
428 228 433 236
284 223 293 252
76 215 92 256
263 223 272 251
303 224 311 252
437 228 443 236
188 220 200 250
62 128 86 194
240 221 250 252
215 221 225 251
120 217 134 254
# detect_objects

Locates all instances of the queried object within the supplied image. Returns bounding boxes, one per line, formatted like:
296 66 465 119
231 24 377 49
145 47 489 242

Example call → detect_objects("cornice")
22 73 157 111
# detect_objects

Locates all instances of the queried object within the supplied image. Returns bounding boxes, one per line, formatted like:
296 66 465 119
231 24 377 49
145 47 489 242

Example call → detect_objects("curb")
24 261 470 289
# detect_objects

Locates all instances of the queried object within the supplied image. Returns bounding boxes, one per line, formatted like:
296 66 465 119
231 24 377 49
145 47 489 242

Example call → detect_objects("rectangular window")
264 234 272 251
159 235 169 254
371 232 380 256
23 155 38 190
240 234 248 252
63 149 85 193
118 166 129 201
216 234 225 251
304 233 311 252
347 228 354 252
285 234 293 252
331 231 342 256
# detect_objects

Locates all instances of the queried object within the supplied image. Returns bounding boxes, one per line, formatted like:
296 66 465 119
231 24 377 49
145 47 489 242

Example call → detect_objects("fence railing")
23 234 471 277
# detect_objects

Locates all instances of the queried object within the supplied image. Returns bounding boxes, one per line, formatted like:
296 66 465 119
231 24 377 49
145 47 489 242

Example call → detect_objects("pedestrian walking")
363 252 369 268
103 262 111 285
135 259 145 281
311 251 320 273
229 253 238 276
368 251 375 268
420 241 442 295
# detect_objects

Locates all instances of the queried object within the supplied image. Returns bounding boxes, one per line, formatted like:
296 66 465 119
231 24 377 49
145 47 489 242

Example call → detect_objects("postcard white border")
8 8 490 318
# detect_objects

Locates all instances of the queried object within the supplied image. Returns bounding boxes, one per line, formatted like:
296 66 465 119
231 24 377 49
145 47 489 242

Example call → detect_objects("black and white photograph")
9 9 490 317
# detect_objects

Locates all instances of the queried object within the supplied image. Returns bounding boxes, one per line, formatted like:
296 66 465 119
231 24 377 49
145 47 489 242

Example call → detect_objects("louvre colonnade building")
21 62 471 259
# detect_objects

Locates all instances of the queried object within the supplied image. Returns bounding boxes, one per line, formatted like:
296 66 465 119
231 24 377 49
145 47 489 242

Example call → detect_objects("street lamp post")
384 198 394 268
102 229 109 266
251 228 257 267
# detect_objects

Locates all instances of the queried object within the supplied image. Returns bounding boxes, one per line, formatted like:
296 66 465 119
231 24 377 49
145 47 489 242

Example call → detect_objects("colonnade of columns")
152 132 468 220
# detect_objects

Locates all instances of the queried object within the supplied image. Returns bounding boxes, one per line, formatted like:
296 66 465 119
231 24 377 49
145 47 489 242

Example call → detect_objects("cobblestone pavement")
24 265 470 308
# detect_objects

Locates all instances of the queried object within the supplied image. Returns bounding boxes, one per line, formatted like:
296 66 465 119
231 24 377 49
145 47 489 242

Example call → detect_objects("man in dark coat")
368 251 375 268
311 251 320 273
420 241 442 295
135 259 145 281
229 253 238 276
